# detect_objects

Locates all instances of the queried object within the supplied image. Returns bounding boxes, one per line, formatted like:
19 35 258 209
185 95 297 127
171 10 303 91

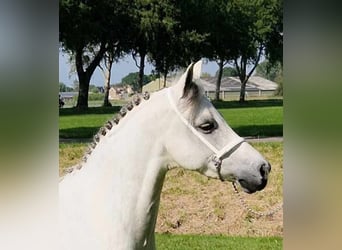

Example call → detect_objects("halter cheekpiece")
167 88 245 181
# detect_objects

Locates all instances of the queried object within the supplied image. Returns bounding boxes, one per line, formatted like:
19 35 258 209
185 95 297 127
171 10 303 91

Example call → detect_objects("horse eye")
198 122 216 133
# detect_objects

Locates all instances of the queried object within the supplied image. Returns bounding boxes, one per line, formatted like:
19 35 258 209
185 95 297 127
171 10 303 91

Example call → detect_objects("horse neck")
68 90 170 249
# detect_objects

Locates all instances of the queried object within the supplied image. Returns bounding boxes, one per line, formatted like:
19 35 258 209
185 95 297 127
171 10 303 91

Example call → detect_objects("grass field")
156 234 282 250
59 99 282 138
219 107 282 137
59 142 283 238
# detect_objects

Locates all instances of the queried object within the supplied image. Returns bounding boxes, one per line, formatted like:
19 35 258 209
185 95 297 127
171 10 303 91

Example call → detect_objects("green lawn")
59 113 114 138
219 106 283 137
59 106 120 138
156 234 282 250
59 99 282 138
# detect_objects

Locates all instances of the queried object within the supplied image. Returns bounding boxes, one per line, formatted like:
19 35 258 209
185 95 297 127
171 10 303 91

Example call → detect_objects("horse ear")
182 63 196 99
180 60 202 101
193 60 202 80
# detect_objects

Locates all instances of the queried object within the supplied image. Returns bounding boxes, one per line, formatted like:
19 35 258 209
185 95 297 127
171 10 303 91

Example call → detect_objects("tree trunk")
215 59 224 101
103 84 111 107
137 52 146 93
236 46 264 103
103 56 113 107
239 78 247 102
76 71 88 108
75 43 107 109
75 48 90 109
163 70 167 88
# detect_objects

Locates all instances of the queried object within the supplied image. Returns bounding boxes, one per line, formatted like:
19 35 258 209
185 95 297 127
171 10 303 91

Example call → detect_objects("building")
109 85 135 100
59 92 78 101
142 78 172 93
200 76 278 99
143 75 278 99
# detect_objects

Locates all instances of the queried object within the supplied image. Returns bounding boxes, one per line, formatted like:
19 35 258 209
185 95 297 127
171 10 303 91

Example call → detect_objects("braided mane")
62 91 151 176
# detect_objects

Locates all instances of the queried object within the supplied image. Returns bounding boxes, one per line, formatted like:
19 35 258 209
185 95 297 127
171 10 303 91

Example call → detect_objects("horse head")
165 61 271 194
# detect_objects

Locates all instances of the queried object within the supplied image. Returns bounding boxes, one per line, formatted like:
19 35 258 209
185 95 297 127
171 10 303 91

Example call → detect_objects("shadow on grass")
59 127 100 139
59 106 120 116
213 99 283 109
59 99 283 116
233 124 283 137
60 124 283 139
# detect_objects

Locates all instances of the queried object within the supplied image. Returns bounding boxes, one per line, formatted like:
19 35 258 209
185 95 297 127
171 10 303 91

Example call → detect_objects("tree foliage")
128 0 207 91
256 60 282 82
121 72 156 91
59 0 283 105
215 67 239 77
89 84 100 93
256 60 283 96
59 82 74 92
229 0 283 102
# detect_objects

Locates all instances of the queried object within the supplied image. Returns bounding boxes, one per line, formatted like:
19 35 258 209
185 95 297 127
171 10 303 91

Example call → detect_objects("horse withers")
59 60 270 250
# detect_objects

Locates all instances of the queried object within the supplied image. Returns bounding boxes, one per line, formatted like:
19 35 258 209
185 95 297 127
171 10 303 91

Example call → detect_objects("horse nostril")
259 162 271 179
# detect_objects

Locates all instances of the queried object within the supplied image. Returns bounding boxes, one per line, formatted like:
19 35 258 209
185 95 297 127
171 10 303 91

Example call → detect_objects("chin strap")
167 88 245 181
208 137 245 181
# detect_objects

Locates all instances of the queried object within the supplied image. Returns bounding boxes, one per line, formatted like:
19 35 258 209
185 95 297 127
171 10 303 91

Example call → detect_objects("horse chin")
241 187 256 194
238 180 256 194
238 179 267 194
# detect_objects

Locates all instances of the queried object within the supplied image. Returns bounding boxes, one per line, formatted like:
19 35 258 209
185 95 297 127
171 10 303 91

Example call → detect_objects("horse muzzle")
237 162 271 193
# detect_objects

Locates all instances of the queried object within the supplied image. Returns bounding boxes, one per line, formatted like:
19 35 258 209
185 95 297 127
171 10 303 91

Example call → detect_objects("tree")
256 60 283 96
129 0 159 93
98 51 114 106
60 0 132 108
201 0 240 101
121 72 139 91
148 14 180 87
147 0 207 88
98 45 126 107
274 68 283 96
265 0 283 65
255 60 282 81
60 0 106 108
230 0 283 102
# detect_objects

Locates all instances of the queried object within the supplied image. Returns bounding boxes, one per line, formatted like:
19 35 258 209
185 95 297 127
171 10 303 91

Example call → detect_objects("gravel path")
245 136 283 143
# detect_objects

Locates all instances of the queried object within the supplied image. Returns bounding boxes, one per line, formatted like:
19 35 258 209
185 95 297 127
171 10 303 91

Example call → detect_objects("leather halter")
167 88 245 181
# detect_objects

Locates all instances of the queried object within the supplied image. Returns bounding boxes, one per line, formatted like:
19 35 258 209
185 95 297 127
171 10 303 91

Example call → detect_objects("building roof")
200 76 278 91
59 92 78 98
247 76 278 90
143 75 278 93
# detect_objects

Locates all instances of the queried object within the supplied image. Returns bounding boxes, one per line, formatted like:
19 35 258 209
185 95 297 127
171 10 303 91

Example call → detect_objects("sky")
59 51 224 87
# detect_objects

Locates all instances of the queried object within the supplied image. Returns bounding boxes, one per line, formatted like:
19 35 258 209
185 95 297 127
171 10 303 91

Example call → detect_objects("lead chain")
232 182 283 218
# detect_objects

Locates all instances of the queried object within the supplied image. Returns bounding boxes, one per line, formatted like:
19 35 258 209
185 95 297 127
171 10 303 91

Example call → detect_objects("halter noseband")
167 88 245 181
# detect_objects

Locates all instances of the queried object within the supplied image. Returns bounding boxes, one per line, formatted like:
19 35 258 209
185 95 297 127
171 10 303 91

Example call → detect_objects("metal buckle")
209 155 224 182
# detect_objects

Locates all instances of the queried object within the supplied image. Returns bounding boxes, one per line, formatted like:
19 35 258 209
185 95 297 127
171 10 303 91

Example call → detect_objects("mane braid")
62 92 150 177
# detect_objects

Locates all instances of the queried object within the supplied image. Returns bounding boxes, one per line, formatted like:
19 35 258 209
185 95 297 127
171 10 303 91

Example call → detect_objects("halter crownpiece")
167 88 245 181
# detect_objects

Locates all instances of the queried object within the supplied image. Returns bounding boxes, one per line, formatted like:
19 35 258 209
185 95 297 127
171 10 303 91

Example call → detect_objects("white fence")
205 89 276 100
